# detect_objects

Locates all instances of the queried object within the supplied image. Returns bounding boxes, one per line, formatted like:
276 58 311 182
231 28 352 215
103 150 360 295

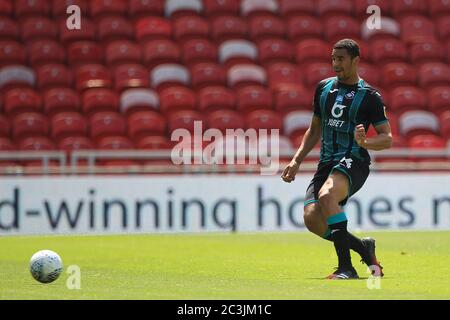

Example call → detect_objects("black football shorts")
304 156 370 207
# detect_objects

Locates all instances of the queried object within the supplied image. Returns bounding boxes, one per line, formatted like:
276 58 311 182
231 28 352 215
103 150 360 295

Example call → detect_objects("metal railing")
0 148 449 175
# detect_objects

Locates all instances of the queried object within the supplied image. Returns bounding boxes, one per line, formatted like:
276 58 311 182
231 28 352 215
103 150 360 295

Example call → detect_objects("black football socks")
326 212 352 270
322 228 367 259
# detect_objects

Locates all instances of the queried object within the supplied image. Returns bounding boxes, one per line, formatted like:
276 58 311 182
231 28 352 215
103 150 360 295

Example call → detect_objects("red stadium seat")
440 111 450 138
191 63 226 89
204 0 240 17
0 41 26 67
279 0 314 18
18 137 55 151
0 114 10 137
391 0 427 18
0 137 14 150
150 64 190 91
399 111 440 139
296 39 330 66
274 85 312 114
4 88 42 116
28 40 65 67
135 17 172 43
143 40 181 69
114 64 149 92
0 0 13 17
267 63 302 89
429 0 450 19
53 0 88 19
129 0 164 20
82 88 119 116
37 64 73 91
198 86 236 112
120 88 159 116
97 17 134 44
137 135 172 150
59 19 96 45
211 16 247 43
219 40 258 69
428 86 450 116
75 64 112 91
240 0 279 19
0 17 19 40
67 41 103 68
21 17 57 43
245 110 282 131
324 16 360 43
358 63 380 87
44 88 81 116
173 16 209 43
51 112 88 142
90 0 127 19
248 16 285 42
168 110 204 134
97 136 134 150
382 63 417 88
159 86 196 114
89 112 126 142
105 41 142 66
58 136 94 152
165 0 203 19
361 17 400 42
227 64 267 89
207 109 244 132
409 134 446 149
0 66 35 90
127 111 167 142
400 16 436 46
182 39 218 66
13 112 49 141
304 63 334 88
410 41 446 66
418 63 450 89
258 39 294 67
283 111 312 140
436 16 450 41
236 85 273 114
286 15 323 42
316 0 353 18
370 39 408 65
15 0 50 19
390 86 427 114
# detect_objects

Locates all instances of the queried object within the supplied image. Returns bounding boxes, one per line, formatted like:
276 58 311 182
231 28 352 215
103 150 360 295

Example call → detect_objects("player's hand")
281 160 300 183
354 124 367 147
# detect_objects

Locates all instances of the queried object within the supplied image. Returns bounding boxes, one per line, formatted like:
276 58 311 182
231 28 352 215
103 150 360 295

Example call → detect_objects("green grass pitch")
1 231 450 299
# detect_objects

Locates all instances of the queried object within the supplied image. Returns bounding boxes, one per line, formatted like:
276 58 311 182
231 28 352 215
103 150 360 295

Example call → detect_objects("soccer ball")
30 250 63 283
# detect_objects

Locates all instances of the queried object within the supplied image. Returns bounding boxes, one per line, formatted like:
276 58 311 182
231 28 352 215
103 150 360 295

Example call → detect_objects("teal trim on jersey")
304 199 318 207
347 80 368 159
319 78 336 162
322 228 331 239
327 212 347 225
373 119 389 127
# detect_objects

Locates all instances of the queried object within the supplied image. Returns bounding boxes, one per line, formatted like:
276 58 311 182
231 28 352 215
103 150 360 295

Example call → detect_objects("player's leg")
318 171 358 278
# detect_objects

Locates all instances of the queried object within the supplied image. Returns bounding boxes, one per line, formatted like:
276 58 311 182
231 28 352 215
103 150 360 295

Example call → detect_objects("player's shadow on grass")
306 277 371 280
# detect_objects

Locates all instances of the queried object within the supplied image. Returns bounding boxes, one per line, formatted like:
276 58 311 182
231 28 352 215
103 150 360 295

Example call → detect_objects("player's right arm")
281 115 322 183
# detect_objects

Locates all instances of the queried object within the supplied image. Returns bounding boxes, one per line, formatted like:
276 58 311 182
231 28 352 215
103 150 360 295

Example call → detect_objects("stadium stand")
0 0 448 174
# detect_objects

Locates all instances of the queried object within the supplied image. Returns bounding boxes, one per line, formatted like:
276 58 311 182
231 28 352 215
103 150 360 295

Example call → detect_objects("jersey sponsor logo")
345 91 355 99
331 103 347 118
340 157 353 169
328 119 345 128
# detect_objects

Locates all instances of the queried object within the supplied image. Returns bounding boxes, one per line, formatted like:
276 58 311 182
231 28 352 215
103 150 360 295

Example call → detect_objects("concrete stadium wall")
0 174 449 235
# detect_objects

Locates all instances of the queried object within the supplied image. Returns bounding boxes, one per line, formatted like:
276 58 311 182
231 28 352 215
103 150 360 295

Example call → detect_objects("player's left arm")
355 122 393 151
354 90 393 151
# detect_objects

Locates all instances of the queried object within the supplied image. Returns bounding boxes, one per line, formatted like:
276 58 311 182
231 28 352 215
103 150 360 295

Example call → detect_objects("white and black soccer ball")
30 250 63 283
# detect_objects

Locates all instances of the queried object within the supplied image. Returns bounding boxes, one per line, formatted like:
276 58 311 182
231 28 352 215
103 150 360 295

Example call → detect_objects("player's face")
331 49 359 81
